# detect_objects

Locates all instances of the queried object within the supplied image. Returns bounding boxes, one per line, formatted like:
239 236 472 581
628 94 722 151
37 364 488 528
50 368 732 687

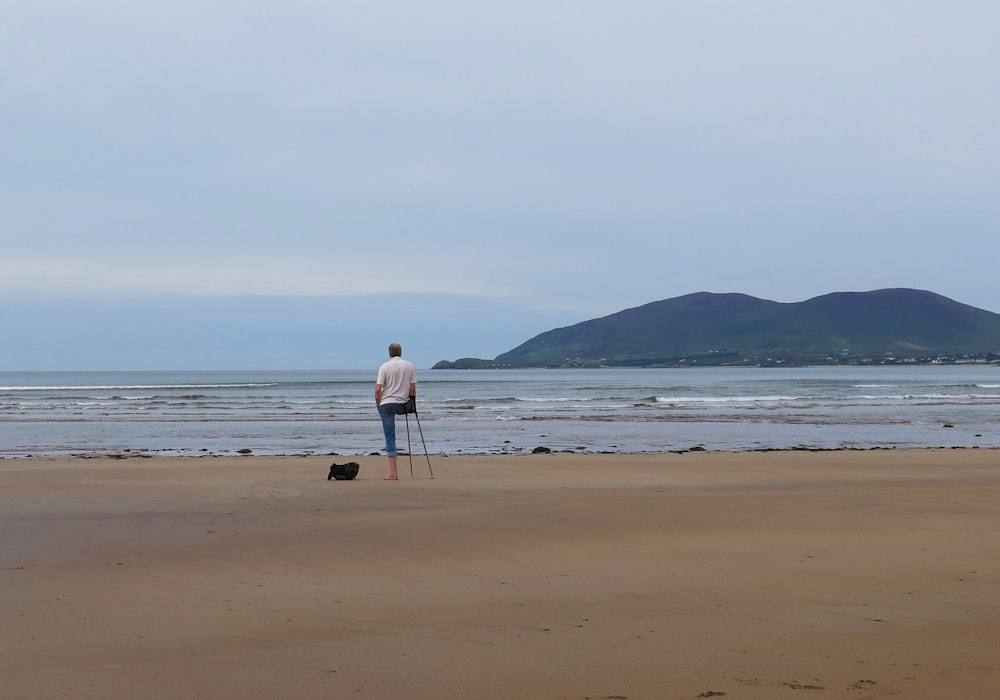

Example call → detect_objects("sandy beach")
2 449 999 699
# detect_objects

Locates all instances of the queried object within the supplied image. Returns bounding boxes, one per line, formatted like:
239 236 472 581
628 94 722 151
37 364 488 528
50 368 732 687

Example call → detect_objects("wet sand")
2 449 999 699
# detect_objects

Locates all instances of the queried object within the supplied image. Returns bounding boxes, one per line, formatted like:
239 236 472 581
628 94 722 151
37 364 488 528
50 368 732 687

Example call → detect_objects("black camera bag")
327 462 360 481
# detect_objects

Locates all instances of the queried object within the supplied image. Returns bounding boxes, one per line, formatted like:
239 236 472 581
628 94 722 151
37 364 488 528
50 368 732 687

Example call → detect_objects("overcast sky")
3 2 998 370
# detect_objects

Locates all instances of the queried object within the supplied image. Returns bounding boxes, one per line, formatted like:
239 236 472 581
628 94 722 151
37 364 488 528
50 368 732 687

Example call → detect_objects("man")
375 342 416 480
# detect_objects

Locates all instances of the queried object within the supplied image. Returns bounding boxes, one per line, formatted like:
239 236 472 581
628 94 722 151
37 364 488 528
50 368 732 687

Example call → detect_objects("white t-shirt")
376 357 416 405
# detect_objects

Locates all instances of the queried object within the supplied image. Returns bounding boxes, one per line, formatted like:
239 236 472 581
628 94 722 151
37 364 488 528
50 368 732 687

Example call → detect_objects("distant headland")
433 289 1000 369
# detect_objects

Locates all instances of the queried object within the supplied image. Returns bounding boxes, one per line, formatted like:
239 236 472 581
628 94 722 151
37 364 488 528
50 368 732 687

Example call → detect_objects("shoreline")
3 443 998 461
3 450 999 699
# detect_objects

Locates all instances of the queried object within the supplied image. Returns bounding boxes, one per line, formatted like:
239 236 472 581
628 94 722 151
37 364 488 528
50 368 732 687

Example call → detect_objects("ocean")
1 366 998 458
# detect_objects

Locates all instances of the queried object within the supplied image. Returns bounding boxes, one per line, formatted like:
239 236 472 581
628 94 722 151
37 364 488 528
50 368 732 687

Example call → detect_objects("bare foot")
384 475 398 481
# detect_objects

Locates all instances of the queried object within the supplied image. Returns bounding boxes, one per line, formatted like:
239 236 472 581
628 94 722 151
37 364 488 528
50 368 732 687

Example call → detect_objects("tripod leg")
405 412 413 479
414 411 433 478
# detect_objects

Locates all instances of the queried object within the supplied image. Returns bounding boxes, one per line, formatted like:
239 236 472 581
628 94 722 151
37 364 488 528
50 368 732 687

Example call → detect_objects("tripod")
404 407 434 479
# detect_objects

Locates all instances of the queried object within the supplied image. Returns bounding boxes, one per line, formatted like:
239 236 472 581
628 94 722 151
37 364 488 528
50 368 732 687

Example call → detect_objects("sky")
3 1 998 370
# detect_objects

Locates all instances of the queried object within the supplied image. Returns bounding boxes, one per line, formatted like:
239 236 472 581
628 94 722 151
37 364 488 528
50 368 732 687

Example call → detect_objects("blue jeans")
378 401 411 456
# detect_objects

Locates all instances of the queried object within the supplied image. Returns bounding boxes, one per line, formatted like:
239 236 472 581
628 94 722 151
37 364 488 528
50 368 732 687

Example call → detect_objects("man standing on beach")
375 343 416 481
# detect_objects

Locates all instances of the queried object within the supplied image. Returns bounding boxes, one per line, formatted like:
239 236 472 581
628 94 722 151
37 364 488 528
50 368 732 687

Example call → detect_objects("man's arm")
375 383 383 406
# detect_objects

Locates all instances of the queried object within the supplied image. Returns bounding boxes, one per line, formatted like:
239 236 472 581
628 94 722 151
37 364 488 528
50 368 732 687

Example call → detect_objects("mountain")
433 289 1000 368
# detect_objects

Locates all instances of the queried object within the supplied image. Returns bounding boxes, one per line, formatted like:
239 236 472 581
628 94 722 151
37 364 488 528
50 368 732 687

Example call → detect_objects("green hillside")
434 289 1000 368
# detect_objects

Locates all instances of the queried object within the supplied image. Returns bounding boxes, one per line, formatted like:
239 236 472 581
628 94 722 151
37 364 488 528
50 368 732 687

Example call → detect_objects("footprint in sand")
848 679 877 691
780 681 825 690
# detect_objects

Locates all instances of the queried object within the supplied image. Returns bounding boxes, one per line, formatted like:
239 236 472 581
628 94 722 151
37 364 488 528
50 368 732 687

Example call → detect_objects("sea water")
1 366 998 457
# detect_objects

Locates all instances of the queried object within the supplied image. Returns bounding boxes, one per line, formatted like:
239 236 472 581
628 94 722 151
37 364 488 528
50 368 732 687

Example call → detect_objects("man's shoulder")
381 357 413 370
377 359 396 375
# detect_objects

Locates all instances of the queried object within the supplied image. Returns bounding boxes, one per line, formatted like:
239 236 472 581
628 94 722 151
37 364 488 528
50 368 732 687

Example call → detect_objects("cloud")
2 0 1000 367
0 254 518 298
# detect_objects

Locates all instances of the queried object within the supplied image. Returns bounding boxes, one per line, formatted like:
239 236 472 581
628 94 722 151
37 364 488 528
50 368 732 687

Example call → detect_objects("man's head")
388 343 403 357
